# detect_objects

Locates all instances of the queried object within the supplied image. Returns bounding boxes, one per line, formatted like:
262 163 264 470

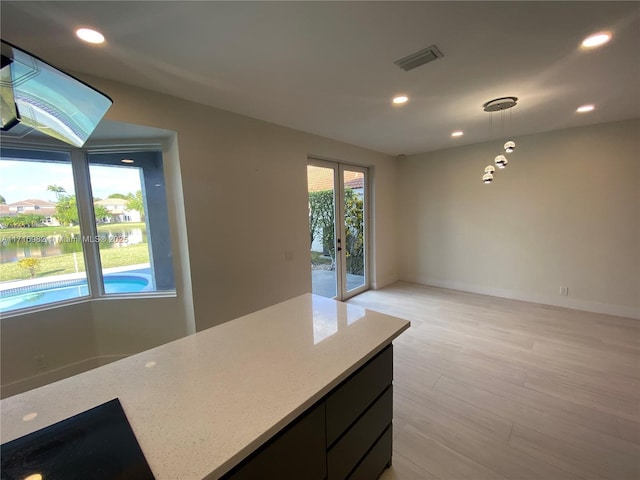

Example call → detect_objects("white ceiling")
2 1 639 155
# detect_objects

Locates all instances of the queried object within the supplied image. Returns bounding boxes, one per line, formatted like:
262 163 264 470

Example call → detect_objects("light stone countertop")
1 293 410 479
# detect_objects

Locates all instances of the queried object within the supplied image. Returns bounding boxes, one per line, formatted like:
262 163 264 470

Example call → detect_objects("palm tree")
47 184 66 201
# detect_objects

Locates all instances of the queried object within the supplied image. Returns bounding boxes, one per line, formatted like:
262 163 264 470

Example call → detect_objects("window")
0 152 89 308
87 151 175 294
0 146 175 315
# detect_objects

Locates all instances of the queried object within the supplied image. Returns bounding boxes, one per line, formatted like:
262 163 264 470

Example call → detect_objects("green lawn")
100 245 150 269
0 244 150 282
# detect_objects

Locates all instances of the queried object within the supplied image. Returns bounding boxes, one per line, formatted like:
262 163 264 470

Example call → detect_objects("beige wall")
1 302 96 396
1 75 398 395
86 75 398 330
397 119 640 318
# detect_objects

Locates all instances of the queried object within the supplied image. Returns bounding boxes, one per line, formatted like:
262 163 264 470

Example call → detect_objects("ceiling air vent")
394 45 444 72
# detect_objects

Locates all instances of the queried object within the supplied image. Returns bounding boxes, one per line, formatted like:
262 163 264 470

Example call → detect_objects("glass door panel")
342 168 366 295
307 164 337 298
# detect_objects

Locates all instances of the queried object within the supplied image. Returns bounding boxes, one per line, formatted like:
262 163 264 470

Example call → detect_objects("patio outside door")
307 159 369 300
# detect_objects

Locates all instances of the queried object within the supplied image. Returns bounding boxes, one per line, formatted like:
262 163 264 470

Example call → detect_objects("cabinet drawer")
348 425 392 480
327 386 393 480
326 345 393 446
222 402 326 480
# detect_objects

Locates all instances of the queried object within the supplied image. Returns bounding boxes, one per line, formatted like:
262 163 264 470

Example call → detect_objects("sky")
0 159 142 204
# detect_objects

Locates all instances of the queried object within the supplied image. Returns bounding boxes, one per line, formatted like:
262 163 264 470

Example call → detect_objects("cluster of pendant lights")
483 139 516 183
481 97 518 184
479 32 611 185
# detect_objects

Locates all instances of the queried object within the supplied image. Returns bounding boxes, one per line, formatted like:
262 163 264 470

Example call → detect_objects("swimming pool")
0 274 152 313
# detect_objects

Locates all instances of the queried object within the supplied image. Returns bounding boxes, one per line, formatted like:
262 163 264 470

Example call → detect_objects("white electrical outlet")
34 354 47 370
560 286 569 296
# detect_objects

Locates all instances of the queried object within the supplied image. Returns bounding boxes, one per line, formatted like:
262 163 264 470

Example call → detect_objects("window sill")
0 291 177 319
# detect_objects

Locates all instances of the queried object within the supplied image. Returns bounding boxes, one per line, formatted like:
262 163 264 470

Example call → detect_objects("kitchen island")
1 293 410 479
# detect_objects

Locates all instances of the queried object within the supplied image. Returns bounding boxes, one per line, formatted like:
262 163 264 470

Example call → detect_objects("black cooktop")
1 398 155 480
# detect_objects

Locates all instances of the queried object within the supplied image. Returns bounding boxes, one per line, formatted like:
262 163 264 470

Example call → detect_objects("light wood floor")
347 282 640 480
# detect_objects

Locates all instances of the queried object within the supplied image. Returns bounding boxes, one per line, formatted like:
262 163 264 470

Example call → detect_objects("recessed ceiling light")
451 131 464 137
76 27 105 44
581 32 611 48
392 95 409 105
121 159 134 164
576 104 595 113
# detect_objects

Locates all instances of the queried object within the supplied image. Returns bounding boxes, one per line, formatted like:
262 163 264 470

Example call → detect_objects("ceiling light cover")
451 131 464 137
121 159 134 164
392 95 408 105
576 104 595 113
581 32 611 48
76 28 105 44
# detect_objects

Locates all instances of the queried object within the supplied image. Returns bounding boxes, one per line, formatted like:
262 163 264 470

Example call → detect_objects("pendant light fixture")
481 96 518 184
504 140 516 153
495 154 508 169
483 165 495 184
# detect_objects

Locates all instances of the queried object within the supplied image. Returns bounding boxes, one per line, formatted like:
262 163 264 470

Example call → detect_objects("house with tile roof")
0 199 60 226
94 198 141 223
307 168 364 194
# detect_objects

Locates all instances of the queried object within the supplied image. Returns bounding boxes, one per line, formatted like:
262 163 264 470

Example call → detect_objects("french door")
307 159 369 300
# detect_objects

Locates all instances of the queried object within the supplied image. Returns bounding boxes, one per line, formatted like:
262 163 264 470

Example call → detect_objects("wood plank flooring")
347 282 640 480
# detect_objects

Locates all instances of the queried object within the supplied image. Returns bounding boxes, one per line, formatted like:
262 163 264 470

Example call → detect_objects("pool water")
0 275 151 313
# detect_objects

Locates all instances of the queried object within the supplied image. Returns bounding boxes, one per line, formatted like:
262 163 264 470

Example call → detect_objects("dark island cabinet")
221 402 327 480
222 345 394 480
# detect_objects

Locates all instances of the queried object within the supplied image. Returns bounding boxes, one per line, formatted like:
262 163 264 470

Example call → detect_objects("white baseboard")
373 273 399 290
1 354 129 399
404 275 640 320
